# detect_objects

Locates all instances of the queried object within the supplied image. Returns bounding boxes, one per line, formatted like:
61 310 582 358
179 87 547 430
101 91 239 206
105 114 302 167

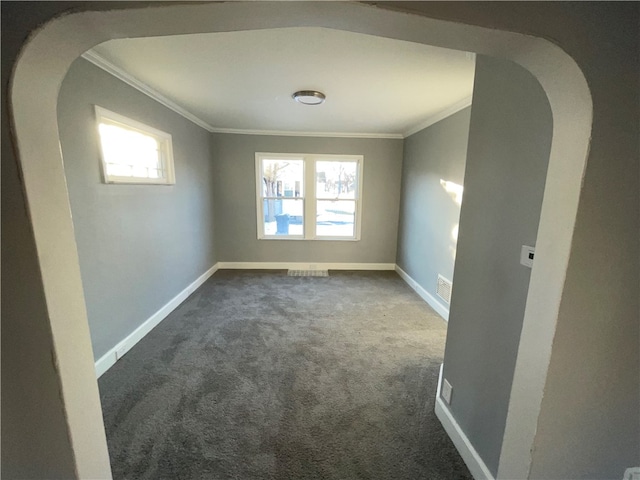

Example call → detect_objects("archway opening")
10 3 592 478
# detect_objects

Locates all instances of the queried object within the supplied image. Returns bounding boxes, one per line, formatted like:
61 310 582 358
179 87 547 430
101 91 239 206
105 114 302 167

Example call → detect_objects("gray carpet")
99 270 472 480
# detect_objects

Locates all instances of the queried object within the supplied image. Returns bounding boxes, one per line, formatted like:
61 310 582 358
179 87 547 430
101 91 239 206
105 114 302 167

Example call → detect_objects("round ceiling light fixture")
292 90 326 105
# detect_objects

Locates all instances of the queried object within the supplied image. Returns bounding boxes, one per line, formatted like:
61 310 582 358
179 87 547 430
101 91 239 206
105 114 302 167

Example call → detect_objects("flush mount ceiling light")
292 90 326 105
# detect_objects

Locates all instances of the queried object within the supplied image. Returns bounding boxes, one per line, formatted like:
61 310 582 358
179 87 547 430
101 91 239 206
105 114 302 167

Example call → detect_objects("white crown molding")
82 50 404 139
82 49 468 141
81 50 216 132
209 127 403 139
81 50 404 139
403 95 473 138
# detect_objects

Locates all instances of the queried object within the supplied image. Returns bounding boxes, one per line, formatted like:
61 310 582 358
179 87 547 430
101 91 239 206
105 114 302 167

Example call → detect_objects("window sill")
258 236 361 242
104 179 175 185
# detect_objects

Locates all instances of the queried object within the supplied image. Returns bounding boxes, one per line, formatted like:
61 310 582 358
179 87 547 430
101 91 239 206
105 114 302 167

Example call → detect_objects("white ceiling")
90 27 475 138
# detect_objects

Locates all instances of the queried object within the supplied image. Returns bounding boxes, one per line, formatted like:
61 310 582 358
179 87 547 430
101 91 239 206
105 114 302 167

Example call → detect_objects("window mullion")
256 156 264 239
304 156 316 239
256 153 362 241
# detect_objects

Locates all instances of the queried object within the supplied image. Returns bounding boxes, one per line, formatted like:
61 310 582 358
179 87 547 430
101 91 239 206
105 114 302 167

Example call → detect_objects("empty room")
62 25 482 479
3 3 638 480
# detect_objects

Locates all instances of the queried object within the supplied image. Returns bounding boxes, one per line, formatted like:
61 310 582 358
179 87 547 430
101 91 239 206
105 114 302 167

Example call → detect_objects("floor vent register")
287 269 329 277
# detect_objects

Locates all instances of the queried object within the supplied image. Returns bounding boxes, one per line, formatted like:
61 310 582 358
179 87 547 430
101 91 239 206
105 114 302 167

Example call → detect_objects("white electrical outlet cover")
115 344 128 360
520 245 535 268
623 467 640 480
442 379 453 405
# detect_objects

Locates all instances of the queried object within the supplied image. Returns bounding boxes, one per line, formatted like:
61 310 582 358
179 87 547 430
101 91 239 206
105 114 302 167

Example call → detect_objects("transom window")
95 106 175 185
256 153 363 241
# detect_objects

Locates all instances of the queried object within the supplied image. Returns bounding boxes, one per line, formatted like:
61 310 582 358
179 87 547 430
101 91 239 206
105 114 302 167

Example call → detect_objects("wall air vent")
436 274 453 304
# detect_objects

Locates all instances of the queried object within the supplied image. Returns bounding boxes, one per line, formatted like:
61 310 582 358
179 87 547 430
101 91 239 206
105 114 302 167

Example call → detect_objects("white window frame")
256 152 363 241
94 105 175 185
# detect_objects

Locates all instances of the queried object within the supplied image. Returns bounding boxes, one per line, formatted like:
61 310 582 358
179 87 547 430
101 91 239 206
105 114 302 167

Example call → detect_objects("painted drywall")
2 79 78 480
441 55 553 476
211 133 403 263
527 5 640 477
1 3 90 477
385 5 639 476
57 58 217 360
395 107 471 311
4 3 638 479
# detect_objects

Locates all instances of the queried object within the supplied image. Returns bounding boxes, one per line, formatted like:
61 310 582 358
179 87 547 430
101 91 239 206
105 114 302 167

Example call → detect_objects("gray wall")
57 58 217 360
441 55 552 476
2 3 88 476
389 5 639 477
3 3 638 479
528 4 640 476
396 107 471 307
211 133 403 263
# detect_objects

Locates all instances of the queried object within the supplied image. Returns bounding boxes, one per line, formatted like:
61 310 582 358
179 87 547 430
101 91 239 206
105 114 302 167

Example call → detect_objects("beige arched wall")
9 3 594 478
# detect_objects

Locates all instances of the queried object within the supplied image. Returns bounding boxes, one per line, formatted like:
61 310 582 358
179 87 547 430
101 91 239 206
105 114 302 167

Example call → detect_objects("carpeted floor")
98 270 472 480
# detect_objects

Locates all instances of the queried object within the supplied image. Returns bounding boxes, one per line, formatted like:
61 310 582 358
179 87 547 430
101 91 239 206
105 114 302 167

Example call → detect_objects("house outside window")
95 106 175 185
255 153 363 240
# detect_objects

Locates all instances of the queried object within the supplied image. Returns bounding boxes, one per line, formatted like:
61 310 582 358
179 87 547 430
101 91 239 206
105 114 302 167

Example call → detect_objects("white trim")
255 153 306 240
435 364 495 480
403 96 473 138
395 265 450 321
94 263 219 377
82 50 404 140
94 105 176 185
82 49 469 141
95 105 173 140
256 153 363 241
216 262 395 271
211 127 403 139
82 50 215 132
9 2 593 476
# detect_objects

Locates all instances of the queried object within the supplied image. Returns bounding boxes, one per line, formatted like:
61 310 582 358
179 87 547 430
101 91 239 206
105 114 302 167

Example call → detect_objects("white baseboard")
394 265 449 321
435 364 495 480
94 263 220 377
94 262 439 377
216 262 396 271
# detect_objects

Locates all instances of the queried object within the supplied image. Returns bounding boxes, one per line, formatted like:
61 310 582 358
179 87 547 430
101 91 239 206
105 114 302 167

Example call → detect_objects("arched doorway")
9 3 592 478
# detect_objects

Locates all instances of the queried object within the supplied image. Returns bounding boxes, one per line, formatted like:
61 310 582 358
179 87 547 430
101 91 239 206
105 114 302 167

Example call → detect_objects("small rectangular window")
256 153 363 241
95 106 175 185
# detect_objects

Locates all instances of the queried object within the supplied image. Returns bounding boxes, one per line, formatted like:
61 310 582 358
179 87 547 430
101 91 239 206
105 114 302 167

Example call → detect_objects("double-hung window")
95 106 175 185
256 153 363 240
